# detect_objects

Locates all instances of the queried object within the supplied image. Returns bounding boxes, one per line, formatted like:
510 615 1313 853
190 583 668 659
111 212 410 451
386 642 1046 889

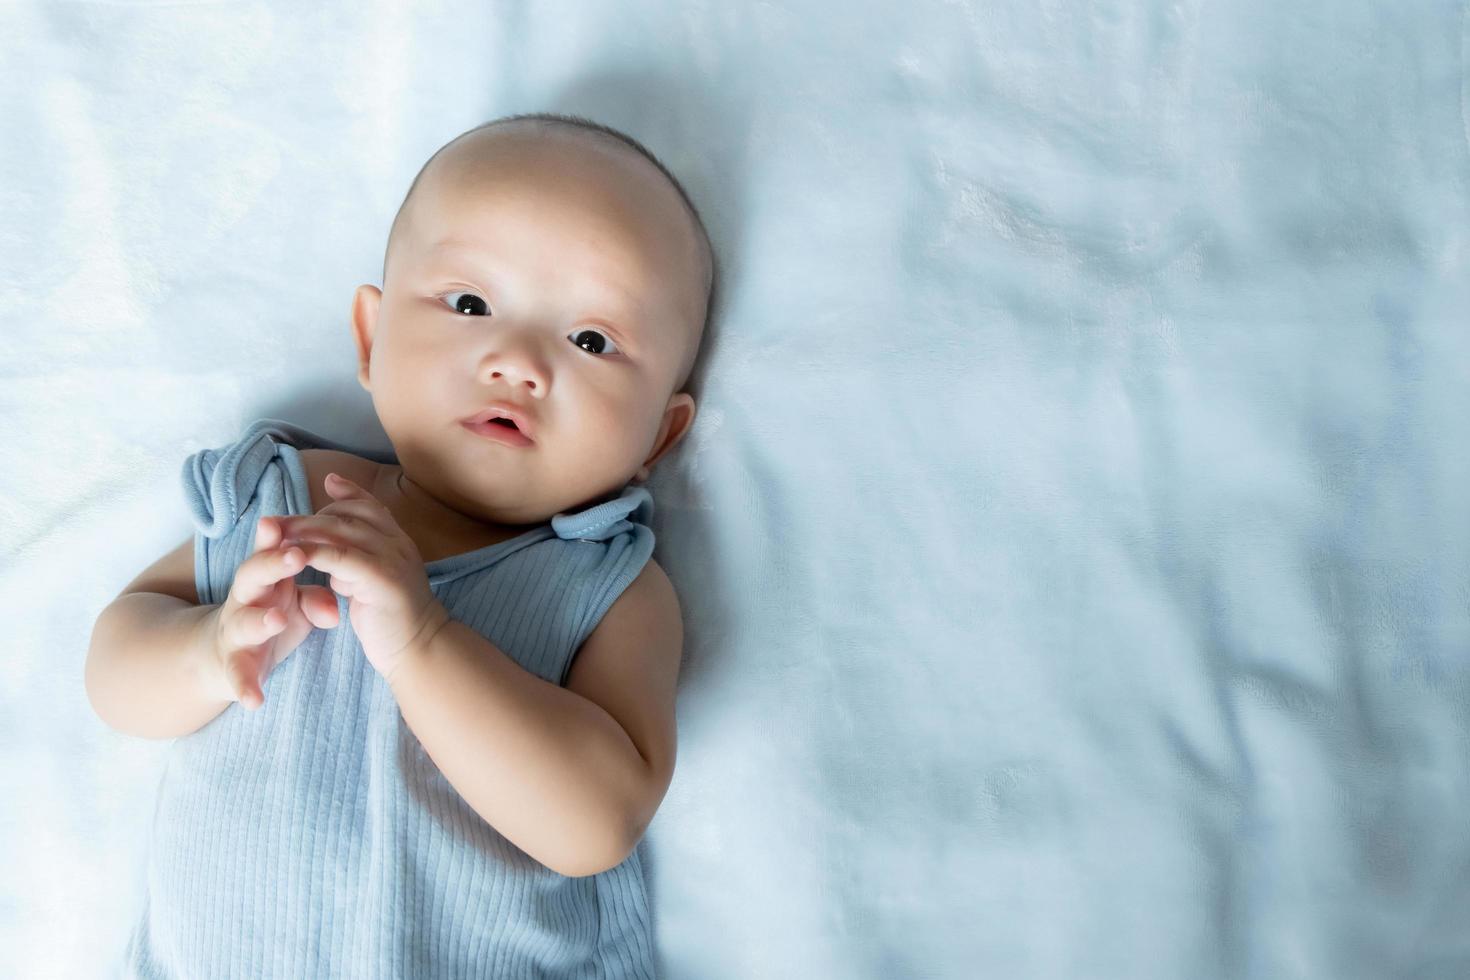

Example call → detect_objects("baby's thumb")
298 585 340 629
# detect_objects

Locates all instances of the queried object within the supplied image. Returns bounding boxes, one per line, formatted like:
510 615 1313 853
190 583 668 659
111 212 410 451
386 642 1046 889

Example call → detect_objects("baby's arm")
86 538 232 739
389 561 682 878
87 519 336 738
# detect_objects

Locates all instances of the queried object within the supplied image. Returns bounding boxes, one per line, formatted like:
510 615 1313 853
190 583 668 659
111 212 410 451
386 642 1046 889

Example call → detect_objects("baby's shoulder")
298 448 380 515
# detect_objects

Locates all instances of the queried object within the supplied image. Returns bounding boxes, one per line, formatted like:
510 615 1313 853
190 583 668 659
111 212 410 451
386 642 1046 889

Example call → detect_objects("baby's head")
350 113 715 530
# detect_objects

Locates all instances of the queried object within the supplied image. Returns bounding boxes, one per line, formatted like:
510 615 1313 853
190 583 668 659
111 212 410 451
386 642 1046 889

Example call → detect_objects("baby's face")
350 127 707 529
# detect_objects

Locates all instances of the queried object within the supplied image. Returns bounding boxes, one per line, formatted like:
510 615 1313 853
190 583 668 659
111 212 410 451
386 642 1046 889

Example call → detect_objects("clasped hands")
264 472 450 685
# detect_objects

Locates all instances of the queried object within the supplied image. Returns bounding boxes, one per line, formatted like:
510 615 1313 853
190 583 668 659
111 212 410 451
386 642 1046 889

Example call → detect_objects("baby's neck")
381 463 537 559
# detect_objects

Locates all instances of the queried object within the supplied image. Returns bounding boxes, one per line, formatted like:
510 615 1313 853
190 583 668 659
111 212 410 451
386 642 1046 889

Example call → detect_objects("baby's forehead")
408 206 664 292
421 174 691 283
393 125 710 321
428 127 642 204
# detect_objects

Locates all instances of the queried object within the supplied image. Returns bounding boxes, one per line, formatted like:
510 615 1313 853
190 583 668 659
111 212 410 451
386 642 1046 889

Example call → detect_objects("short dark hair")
383 112 717 390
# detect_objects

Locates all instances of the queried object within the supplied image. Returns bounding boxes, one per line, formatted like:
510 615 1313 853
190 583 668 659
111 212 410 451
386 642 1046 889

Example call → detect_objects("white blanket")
4 1 1468 977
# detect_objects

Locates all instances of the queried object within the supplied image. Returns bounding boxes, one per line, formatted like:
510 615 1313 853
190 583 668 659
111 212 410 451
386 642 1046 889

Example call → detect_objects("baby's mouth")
462 403 536 440
462 416 535 448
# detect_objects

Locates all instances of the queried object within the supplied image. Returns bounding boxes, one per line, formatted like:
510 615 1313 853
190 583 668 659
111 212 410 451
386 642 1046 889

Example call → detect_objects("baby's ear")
641 393 696 474
351 285 383 390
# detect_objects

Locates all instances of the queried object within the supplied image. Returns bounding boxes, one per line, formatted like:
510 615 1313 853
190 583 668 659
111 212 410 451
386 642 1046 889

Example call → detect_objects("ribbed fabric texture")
123 418 660 979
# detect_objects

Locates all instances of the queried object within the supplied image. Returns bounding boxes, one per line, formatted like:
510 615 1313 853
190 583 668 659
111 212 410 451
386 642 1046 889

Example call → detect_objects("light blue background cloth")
127 419 659 978
6 1 1469 977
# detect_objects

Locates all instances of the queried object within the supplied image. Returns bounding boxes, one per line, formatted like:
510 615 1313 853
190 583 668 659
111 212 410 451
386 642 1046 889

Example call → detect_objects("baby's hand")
202 514 341 710
270 473 449 687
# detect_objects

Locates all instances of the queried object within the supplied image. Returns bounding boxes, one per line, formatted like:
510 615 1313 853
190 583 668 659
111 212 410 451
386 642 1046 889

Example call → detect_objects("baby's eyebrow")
428 239 646 333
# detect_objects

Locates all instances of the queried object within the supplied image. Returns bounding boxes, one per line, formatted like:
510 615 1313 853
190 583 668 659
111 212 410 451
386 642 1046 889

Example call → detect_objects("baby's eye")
569 328 621 357
442 291 490 316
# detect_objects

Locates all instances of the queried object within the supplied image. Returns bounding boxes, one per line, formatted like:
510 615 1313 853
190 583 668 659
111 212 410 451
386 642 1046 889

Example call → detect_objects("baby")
85 112 715 978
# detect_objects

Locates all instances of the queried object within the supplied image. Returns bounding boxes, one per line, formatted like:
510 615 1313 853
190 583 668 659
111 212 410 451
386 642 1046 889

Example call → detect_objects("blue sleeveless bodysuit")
123 418 660 978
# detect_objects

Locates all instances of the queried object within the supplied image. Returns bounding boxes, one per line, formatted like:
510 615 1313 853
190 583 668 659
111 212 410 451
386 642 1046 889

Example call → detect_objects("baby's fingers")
298 585 340 629
220 602 287 651
230 545 306 607
223 648 266 710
